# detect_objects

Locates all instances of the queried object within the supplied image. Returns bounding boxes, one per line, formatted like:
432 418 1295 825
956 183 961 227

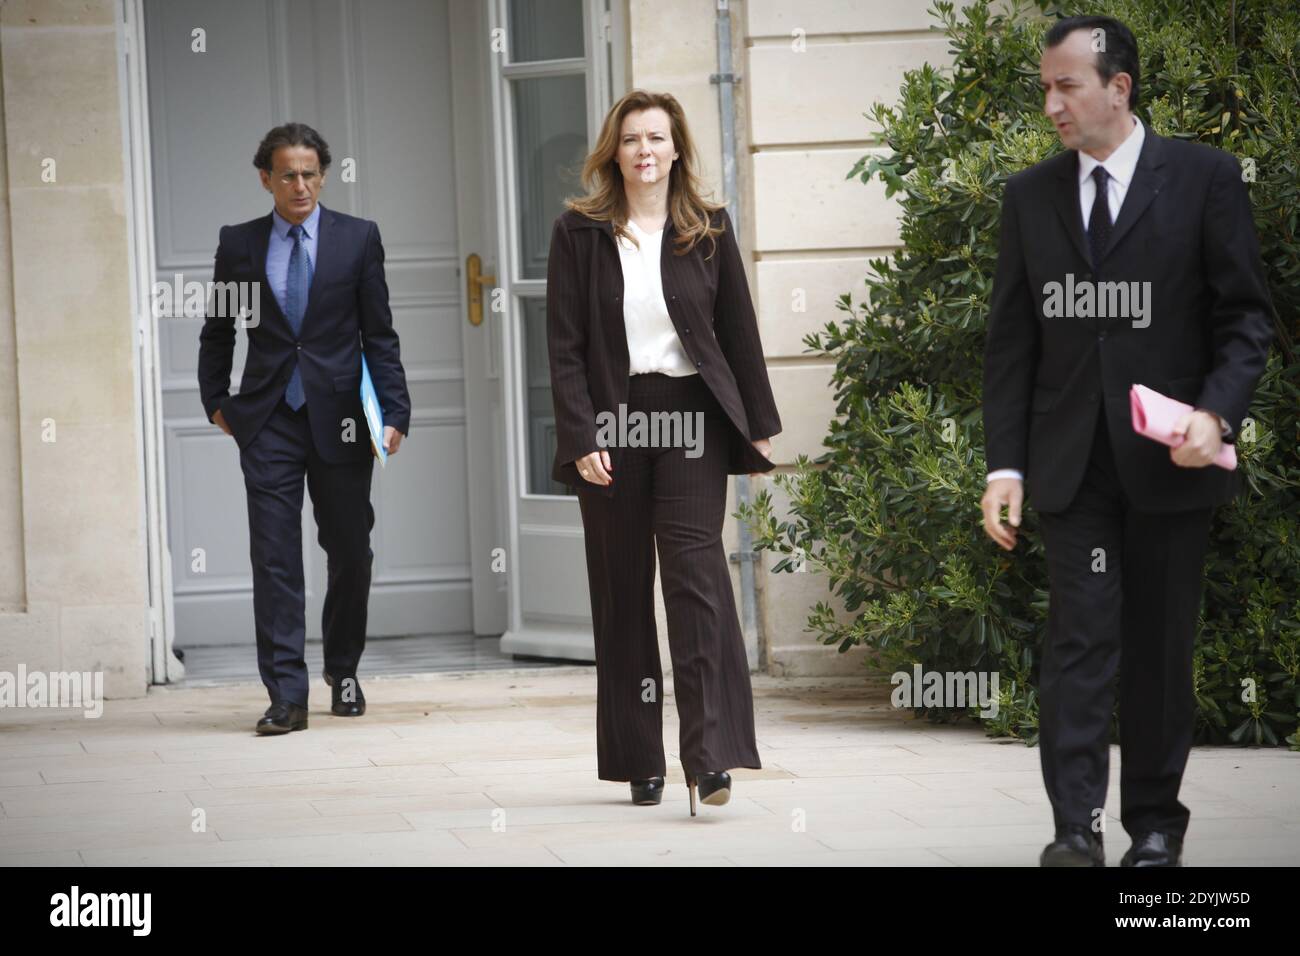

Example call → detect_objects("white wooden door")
146 0 502 647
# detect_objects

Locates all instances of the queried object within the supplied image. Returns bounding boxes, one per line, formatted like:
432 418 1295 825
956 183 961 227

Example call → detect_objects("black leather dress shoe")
1121 831 1183 867
255 702 308 735
1040 824 1105 867
329 674 366 716
630 777 665 805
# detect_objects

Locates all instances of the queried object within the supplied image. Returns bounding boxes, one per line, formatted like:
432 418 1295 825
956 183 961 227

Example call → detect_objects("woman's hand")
575 449 613 486
747 437 772 477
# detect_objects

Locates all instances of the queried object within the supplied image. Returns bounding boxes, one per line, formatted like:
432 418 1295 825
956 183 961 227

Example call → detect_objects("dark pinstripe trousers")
576 372 762 781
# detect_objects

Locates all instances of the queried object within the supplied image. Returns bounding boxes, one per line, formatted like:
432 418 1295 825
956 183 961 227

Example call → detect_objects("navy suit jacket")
198 203 411 464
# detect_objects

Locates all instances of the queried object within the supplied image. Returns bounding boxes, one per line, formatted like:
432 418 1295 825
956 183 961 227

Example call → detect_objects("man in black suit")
981 17 1273 865
198 123 411 734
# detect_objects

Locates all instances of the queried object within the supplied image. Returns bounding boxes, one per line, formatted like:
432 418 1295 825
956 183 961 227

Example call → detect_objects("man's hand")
748 437 773 477
981 477 1023 552
212 408 233 436
383 425 404 456
1169 410 1222 468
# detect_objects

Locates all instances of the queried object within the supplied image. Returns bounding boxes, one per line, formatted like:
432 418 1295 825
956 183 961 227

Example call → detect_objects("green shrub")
740 0 1300 747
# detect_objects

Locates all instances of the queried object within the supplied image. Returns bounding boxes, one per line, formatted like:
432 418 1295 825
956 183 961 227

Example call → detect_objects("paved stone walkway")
1 670 1296 866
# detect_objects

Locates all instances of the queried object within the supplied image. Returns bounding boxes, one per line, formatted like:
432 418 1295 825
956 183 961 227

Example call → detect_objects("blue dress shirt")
266 202 320 315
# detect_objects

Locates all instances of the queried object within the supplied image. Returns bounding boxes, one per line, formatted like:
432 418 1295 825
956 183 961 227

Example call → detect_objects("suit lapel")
1097 126 1165 331
249 213 288 330
304 203 332 318
1100 127 1165 263
1051 151 1093 269
251 212 273 282
588 217 628 350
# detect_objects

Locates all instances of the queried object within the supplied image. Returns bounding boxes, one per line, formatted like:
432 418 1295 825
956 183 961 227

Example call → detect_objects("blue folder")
360 354 387 467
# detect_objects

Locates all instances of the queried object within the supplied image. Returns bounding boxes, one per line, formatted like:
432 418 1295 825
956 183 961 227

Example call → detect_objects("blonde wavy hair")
566 89 725 257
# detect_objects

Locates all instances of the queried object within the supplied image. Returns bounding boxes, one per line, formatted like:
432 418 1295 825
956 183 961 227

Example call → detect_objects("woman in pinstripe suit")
546 90 782 816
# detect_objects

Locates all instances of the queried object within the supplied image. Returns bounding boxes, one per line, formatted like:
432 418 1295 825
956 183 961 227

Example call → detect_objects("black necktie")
1087 165 1112 270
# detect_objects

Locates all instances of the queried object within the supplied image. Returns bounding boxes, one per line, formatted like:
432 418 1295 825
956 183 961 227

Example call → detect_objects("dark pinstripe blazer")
546 207 782 495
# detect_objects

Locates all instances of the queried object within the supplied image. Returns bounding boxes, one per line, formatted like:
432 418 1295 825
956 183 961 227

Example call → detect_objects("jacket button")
1098 331 1106 341
684 328 692 334
296 344 302 350
695 360 703 368
671 295 677 301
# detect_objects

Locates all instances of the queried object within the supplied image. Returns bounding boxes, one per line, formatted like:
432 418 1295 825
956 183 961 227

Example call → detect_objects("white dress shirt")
618 218 697 377
986 116 1224 484
1076 113 1144 233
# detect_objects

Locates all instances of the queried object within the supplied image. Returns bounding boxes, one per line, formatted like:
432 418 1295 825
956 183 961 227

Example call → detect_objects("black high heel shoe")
630 777 665 806
683 769 732 816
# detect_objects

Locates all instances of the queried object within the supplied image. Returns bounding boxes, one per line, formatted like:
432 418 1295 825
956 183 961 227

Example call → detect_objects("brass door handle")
466 253 496 327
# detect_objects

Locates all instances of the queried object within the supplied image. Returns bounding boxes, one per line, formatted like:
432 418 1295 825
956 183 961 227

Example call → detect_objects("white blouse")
617 218 697 377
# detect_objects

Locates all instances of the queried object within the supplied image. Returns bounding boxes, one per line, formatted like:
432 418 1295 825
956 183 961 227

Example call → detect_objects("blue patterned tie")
283 223 312 410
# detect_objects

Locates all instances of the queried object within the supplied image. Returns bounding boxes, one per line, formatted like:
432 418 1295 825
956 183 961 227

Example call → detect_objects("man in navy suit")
198 123 411 734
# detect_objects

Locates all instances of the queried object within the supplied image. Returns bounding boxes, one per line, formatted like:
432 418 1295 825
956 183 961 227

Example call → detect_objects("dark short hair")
253 122 332 173
1044 15 1140 109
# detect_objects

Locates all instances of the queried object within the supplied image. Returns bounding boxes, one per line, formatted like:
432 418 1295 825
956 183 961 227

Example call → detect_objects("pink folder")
1129 384 1237 471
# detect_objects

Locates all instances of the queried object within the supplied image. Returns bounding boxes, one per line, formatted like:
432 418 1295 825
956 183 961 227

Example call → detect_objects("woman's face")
615 107 678 188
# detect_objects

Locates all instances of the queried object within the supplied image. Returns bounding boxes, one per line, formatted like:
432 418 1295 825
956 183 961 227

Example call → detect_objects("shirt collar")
271 202 322 240
1077 115 1144 190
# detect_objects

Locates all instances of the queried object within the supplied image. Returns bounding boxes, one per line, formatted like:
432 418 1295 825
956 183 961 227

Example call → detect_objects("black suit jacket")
983 122 1274 513
546 207 782 495
198 203 411 464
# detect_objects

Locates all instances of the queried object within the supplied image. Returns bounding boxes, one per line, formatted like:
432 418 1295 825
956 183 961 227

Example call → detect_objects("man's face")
259 145 325 223
1040 28 1130 155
